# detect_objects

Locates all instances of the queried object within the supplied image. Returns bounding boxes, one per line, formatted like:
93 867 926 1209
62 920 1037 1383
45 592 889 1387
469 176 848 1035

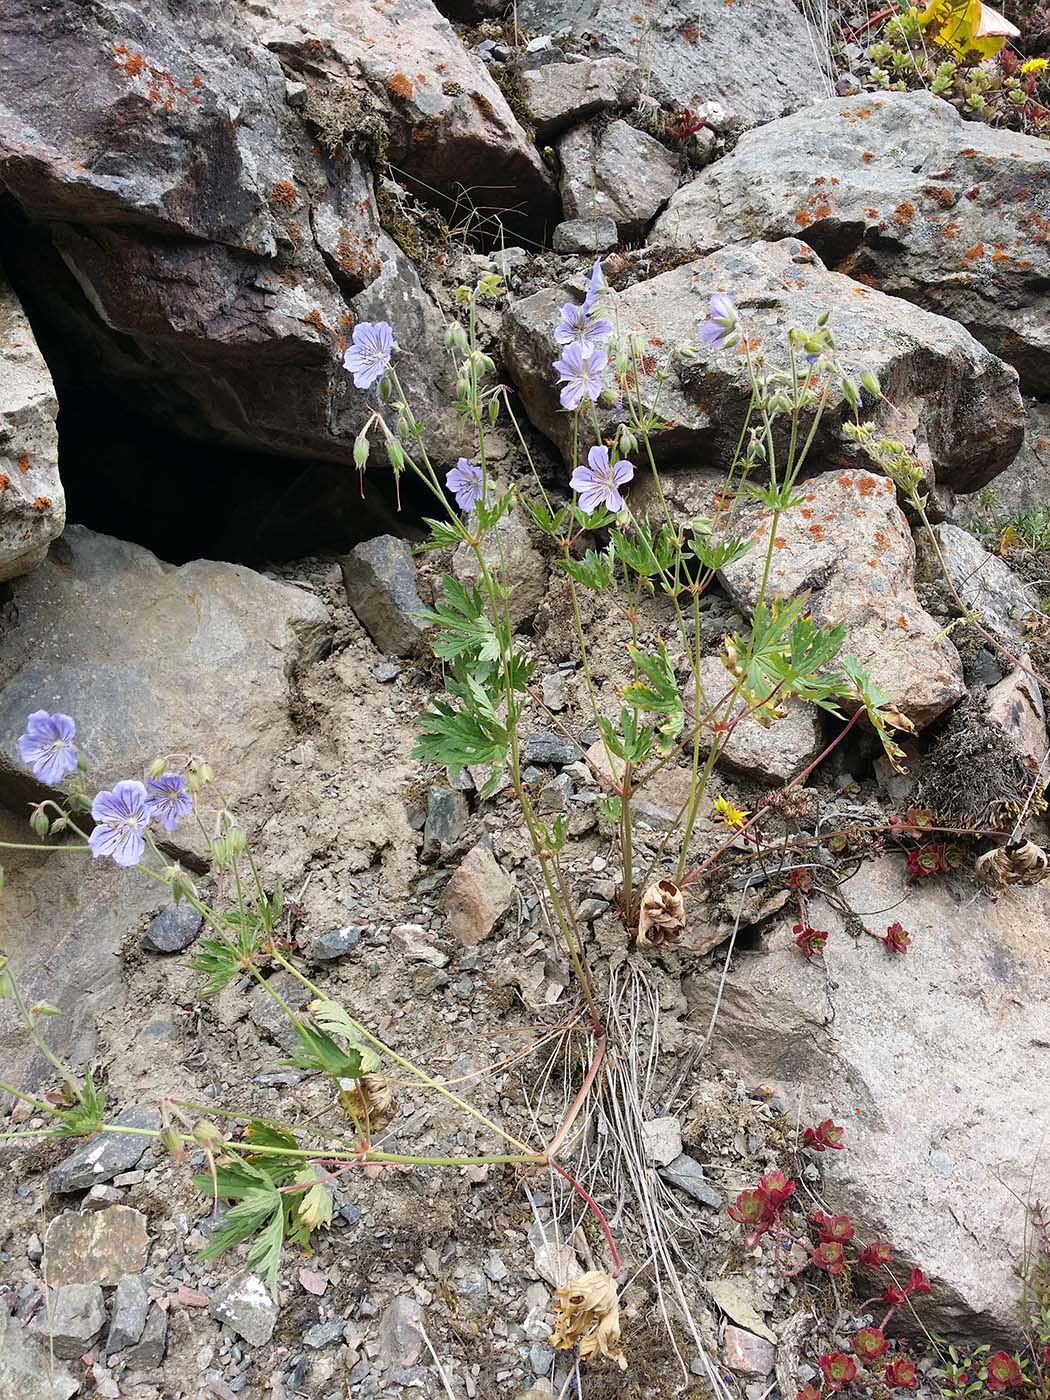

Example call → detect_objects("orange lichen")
893 201 915 229
928 186 955 207
271 180 298 208
795 209 812 228
386 72 414 99
18 455 30 474
862 150 874 164
32 496 52 511
0 475 9 492
963 243 986 262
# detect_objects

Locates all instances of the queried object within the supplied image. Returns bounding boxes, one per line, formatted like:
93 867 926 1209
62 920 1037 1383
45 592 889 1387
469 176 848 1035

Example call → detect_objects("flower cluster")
17 711 194 868
802 1118 845 1152
553 259 612 412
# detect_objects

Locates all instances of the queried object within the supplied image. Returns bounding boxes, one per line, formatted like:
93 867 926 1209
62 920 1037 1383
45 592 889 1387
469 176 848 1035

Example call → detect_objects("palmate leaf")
54 1069 107 1138
727 598 847 722
285 1022 364 1080
621 642 685 755
308 999 381 1074
613 521 678 579
246 1204 285 1299
560 544 615 590
839 655 912 773
416 576 502 668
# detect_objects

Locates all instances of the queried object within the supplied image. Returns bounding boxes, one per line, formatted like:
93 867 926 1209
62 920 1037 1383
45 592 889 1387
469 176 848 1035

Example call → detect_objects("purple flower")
554 301 613 355
144 772 194 834
554 343 607 411
88 780 150 867
445 458 486 512
17 710 78 786
342 321 394 389
699 292 739 350
569 444 634 515
583 258 606 308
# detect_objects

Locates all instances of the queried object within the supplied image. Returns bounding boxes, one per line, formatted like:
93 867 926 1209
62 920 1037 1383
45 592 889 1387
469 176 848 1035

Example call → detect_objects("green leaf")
54 1070 107 1138
559 544 615 590
596 709 653 765
613 521 678 579
247 1204 285 1299
417 576 502 669
422 516 466 550
621 642 685 755
285 1022 365 1080
308 1000 381 1074
522 499 571 537
190 937 251 998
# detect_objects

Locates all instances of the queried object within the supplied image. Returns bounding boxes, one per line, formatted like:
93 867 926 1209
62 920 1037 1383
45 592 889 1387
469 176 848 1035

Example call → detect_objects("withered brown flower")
637 879 686 948
552 1270 628 1370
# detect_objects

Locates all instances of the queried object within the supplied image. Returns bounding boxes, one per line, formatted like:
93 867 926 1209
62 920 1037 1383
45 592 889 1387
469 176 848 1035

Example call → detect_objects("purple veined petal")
144 772 194 834
611 458 635 486
17 709 79 786
569 465 595 493
342 320 394 390
708 291 736 323
587 348 609 376
577 486 608 516
559 381 585 411
605 486 627 513
91 779 148 824
586 444 610 474
89 821 146 868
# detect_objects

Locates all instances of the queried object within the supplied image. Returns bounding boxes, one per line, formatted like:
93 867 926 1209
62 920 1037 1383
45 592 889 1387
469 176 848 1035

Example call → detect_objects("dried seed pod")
552 1270 627 1370
637 879 686 948
341 1073 397 1132
975 837 1049 888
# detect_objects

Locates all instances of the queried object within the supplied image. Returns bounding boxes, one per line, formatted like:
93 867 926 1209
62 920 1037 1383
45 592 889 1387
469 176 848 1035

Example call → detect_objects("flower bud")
386 438 406 473
353 432 370 470
148 757 167 777
29 806 50 838
211 835 229 866
859 370 882 400
226 827 247 856
193 1119 224 1149
159 1126 185 1163
444 320 468 353
842 378 861 411
196 762 214 785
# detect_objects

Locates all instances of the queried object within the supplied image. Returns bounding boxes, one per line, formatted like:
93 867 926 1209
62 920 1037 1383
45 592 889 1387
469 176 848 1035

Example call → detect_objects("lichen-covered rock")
0 0 469 479
243 0 555 225
558 120 679 237
952 401 1050 534
503 240 1024 494
718 469 965 729
521 56 639 140
700 857 1050 1339
0 271 63 582
44 1208 149 1287
653 92 1050 392
514 0 831 129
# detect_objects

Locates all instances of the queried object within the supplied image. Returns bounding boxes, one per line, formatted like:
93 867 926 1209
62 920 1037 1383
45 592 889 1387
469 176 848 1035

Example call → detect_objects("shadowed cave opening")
0 199 433 568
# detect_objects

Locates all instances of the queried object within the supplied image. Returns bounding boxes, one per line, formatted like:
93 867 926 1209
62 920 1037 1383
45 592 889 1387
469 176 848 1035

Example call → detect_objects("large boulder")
0 0 469 472
952 400 1050 534
0 524 331 819
558 119 679 238
241 0 555 226
502 239 1024 494
653 92 1050 393
695 857 1050 1339
0 269 63 581
0 525 331 1085
718 468 966 729
514 0 831 129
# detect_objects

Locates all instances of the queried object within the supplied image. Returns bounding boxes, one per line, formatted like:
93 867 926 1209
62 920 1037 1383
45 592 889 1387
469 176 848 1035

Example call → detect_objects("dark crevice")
0 196 430 566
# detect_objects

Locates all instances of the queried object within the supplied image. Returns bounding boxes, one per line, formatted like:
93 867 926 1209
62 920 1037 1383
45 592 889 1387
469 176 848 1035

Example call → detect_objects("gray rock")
559 120 679 238
454 1266 491 1316
49 1106 160 1193
718 468 965 731
142 902 203 954
530 1343 555 1373
953 401 1050 533
244 0 554 224
44 1207 149 1288
642 1117 683 1166
209 1270 279 1347
304 1318 346 1348
652 91 1050 393
521 56 639 139
503 239 1024 495
377 1295 425 1369
916 523 1038 649
423 786 469 854
695 654 822 786
524 731 583 766
107 1274 149 1353
122 1302 167 1367
541 671 571 712
452 501 547 631
538 772 574 812
705 856 1050 1338
515 0 828 129
0 1308 78 1399
659 1154 722 1208
311 925 363 961
248 971 312 1054
342 535 431 658
36 1284 106 1360
986 664 1048 768
552 217 619 253
0 268 64 581
442 844 514 946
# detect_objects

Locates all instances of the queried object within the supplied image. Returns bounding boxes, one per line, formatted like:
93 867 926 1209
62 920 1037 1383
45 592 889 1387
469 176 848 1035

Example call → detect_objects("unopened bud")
226 827 247 856
386 438 405 473
353 432 370 470
148 757 167 777
193 1120 224 1149
444 320 468 353
160 1126 185 1162
29 806 49 838
842 378 861 412
860 370 882 400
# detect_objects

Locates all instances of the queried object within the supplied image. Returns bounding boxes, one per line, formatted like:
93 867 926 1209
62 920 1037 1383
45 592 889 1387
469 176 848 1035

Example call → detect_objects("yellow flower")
1021 56 1049 73
712 794 749 830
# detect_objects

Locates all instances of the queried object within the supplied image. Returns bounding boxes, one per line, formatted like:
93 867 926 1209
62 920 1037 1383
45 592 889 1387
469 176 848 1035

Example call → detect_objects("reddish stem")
546 1033 606 1157
549 1157 623 1277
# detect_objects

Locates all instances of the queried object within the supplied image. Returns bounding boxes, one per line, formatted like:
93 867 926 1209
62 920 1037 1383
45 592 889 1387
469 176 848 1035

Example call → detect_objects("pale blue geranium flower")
88 780 150 867
583 258 606 308
569 444 634 515
144 772 194 834
554 343 607 411
17 710 78 786
699 292 739 350
342 321 394 389
554 301 613 355
445 458 486 512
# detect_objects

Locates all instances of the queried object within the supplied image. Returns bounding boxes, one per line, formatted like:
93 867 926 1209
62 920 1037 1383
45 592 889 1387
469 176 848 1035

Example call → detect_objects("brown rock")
986 663 1048 768
696 654 822 786
723 1324 776 1376
44 1208 149 1288
443 844 514 946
